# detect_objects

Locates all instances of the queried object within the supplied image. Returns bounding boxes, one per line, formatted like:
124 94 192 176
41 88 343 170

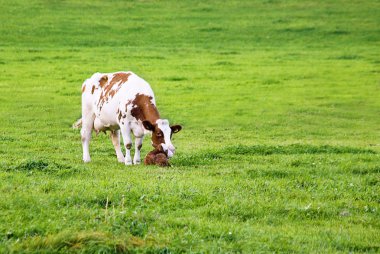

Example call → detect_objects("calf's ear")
142 120 155 131
171 125 182 133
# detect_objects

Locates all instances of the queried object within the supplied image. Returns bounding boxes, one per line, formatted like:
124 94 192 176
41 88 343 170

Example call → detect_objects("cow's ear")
142 120 155 131
171 125 182 133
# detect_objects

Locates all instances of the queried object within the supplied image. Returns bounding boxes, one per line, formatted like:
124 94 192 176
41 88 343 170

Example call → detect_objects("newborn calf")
144 145 170 167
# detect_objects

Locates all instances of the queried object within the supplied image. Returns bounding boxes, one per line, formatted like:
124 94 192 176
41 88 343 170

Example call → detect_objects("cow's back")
82 71 155 129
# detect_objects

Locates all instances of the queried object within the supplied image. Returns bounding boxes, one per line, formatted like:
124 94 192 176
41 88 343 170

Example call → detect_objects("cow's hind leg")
81 113 95 163
119 124 133 165
110 130 124 163
81 86 95 163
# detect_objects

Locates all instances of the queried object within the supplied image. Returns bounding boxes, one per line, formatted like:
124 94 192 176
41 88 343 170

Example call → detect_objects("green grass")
0 0 379 252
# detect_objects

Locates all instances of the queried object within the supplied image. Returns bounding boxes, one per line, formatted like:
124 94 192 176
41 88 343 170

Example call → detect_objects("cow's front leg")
133 136 143 165
119 124 133 165
110 130 124 163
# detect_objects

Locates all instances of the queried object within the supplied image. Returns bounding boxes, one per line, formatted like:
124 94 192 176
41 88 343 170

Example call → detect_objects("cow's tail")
72 118 82 129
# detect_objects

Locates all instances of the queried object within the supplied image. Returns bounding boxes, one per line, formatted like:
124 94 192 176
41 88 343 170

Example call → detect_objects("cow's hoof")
125 160 133 166
83 157 91 163
133 160 141 165
117 157 125 163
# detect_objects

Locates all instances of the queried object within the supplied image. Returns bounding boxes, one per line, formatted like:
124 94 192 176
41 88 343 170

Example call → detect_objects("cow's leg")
119 124 133 165
110 130 124 163
81 83 96 163
133 136 143 165
81 111 95 163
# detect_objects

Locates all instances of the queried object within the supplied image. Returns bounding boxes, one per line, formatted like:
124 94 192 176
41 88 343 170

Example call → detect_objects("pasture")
0 0 379 252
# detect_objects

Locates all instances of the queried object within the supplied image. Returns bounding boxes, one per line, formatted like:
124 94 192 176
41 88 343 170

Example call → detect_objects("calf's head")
142 119 182 158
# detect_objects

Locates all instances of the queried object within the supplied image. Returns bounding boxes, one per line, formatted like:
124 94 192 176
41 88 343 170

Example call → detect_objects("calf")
144 144 170 167
79 71 182 165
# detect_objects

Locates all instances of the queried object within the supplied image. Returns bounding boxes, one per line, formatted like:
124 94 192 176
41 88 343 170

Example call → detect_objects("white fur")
156 119 175 158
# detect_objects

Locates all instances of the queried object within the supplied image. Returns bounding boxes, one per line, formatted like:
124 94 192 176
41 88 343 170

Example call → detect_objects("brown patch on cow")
109 72 131 87
142 121 166 148
118 111 122 122
82 85 86 93
99 75 108 88
151 128 165 148
130 94 160 124
129 94 163 148
126 143 132 150
137 144 142 150
97 73 131 111
91 85 95 94
131 106 143 122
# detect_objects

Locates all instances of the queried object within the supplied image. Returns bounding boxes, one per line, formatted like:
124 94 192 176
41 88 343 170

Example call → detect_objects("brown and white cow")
78 71 182 165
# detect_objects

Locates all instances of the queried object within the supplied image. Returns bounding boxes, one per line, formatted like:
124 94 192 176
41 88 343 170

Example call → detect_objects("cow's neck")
140 102 160 123
131 93 160 124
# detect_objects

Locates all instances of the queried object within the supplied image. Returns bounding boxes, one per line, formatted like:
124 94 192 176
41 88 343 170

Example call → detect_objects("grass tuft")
10 231 132 253
162 76 188 82
14 160 49 171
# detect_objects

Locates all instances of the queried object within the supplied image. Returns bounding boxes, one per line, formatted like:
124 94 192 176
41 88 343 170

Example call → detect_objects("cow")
77 71 182 165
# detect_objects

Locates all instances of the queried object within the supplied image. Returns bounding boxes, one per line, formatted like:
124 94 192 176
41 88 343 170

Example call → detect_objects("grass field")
0 0 379 252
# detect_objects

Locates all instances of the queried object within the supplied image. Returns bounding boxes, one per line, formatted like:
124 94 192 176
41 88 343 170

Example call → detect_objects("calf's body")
80 71 181 165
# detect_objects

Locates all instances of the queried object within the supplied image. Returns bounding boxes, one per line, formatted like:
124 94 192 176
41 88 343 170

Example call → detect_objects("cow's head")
142 119 182 158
